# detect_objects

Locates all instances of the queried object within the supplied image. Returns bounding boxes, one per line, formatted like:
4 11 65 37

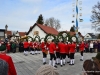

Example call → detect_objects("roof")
88 33 97 39
27 23 58 35
0 29 5 31
7 31 12 35
19 32 26 36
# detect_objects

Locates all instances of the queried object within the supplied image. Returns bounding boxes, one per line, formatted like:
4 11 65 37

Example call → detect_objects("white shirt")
89 43 93 48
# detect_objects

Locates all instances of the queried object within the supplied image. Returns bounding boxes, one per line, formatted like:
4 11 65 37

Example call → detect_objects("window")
87 36 89 37
34 31 39 35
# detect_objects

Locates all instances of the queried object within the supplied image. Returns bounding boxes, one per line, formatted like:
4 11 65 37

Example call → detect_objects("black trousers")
66 54 70 58
30 48 34 51
60 53 66 59
43 52 47 58
56 52 60 58
80 51 83 56
50 53 56 60
70 53 74 59
24 48 28 51
19 47 24 52
85 48 89 52
12 48 16 53
90 48 93 53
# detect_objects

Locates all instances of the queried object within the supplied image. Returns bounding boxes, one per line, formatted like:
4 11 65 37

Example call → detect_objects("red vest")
59 43 66 53
29 42 33 48
23 42 29 48
41 42 46 52
65 44 69 54
79 42 85 51
49 42 56 54
69 43 76 53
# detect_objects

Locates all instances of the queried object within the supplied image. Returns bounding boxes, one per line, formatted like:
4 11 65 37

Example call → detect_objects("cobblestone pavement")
8 52 97 75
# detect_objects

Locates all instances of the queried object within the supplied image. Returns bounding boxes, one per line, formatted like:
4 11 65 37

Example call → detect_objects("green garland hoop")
34 35 41 42
40 38 44 42
28 36 34 41
59 31 67 38
70 35 78 43
44 34 56 42
57 33 64 42
64 32 70 42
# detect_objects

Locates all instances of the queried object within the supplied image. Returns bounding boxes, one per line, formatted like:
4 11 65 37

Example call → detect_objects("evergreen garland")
28 36 34 41
70 35 78 43
64 32 70 42
40 38 44 42
57 33 64 42
44 34 56 42
34 35 41 42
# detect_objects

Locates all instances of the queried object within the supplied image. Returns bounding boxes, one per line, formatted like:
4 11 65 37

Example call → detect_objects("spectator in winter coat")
0 59 8 75
98 41 100 52
0 41 17 75
93 41 98 53
89 41 94 53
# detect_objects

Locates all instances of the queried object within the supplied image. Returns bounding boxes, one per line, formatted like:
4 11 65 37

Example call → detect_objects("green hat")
0 44 6 51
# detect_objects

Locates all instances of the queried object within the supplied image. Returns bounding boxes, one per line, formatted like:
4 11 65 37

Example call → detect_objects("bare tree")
90 2 100 31
44 17 61 30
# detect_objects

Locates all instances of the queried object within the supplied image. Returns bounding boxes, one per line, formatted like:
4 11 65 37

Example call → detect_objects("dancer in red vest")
59 41 66 67
79 41 85 61
41 41 48 65
69 41 76 65
23 40 29 56
29 41 34 55
49 40 57 68
33 41 38 54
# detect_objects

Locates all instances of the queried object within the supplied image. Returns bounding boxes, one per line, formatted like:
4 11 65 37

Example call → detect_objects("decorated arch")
44 34 56 42
70 35 78 43
34 35 41 42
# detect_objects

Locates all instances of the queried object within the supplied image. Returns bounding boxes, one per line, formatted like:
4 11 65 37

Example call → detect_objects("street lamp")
5 24 8 39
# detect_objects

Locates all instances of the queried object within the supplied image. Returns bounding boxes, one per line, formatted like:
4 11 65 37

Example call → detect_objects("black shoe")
80 59 83 61
63 64 65 66
69 64 72 65
61 65 63 67
67 62 70 63
54 65 57 68
43 62 46 65
72 64 74 65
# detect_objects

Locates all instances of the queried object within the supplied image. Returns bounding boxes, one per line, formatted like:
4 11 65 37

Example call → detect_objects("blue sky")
0 0 99 35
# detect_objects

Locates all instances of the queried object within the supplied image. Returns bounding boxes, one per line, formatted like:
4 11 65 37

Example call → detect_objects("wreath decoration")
28 36 34 41
44 33 56 42
34 35 41 42
57 33 64 42
64 33 70 42
70 35 78 43
40 38 44 42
